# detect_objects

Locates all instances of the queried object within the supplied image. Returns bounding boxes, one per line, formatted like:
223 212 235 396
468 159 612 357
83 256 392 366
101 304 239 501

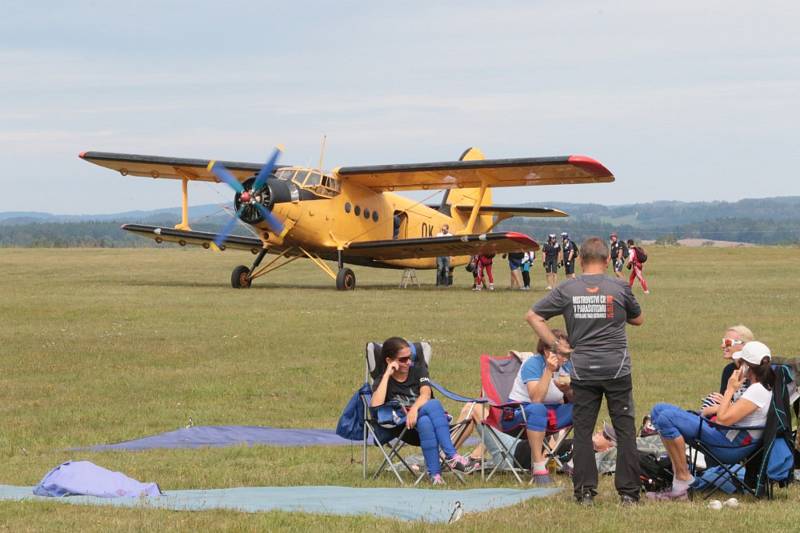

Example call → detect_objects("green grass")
1 246 799 531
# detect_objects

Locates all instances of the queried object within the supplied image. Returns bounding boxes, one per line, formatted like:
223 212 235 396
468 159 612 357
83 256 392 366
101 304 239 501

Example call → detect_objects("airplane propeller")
208 147 285 248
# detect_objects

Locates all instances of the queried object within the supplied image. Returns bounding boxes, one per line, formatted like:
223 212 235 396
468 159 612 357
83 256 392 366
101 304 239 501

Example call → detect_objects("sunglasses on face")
722 338 744 348
396 356 412 363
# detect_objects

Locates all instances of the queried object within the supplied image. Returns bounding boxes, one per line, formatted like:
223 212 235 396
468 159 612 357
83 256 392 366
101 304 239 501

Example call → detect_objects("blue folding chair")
688 364 795 500
360 341 485 485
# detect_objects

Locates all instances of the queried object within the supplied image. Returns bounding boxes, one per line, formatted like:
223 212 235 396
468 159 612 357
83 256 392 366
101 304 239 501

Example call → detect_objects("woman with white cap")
647 341 774 500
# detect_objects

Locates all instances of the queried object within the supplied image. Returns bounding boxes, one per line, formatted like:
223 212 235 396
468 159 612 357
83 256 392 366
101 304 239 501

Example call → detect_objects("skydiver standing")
561 232 578 280
609 233 627 280
542 234 560 290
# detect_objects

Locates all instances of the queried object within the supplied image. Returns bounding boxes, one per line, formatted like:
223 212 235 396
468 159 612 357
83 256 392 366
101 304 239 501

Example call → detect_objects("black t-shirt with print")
373 364 431 407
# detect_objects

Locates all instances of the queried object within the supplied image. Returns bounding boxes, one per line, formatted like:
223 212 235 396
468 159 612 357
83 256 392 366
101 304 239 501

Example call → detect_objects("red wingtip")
506 231 540 250
79 151 87 159
568 155 613 178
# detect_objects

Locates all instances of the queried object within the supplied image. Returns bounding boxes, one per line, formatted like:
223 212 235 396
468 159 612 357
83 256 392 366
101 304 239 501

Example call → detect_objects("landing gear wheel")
231 265 252 289
336 267 356 291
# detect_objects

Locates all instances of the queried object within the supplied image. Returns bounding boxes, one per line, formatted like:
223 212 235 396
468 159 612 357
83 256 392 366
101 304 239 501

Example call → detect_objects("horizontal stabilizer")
454 205 568 218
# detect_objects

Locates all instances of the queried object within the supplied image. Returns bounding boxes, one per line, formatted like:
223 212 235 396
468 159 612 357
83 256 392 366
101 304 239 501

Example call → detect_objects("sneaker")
575 489 595 506
644 290 650 294
620 494 639 506
431 473 445 485
447 454 470 472
488 284 494 291
472 286 481 291
465 457 482 473
531 471 553 485
645 487 688 501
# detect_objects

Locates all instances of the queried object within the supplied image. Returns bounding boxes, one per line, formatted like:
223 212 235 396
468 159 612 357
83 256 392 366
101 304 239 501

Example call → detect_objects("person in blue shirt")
504 329 574 484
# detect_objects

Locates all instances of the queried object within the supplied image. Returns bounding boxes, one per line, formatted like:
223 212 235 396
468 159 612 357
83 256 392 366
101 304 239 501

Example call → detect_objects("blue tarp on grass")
0 484 560 523
83 426 352 451
80 425 479 452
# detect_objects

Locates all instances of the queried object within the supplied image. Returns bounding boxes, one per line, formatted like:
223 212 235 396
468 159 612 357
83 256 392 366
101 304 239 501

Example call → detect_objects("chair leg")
483 425 525 483
365 423 407 484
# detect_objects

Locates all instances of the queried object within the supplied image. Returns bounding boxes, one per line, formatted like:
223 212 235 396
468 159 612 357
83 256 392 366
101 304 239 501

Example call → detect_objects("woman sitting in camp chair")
648 341 775 501
505 329 574 485
370 337 470 485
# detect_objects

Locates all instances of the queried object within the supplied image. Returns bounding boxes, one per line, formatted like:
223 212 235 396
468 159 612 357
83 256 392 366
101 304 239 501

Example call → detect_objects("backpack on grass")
638 451 672 492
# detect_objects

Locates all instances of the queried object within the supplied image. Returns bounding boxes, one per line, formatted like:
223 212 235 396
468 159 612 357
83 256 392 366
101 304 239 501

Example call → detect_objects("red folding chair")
480 352 574 482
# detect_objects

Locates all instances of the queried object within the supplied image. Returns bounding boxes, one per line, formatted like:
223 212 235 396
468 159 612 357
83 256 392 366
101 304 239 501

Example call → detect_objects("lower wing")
122 224 537 261
345 232 538 260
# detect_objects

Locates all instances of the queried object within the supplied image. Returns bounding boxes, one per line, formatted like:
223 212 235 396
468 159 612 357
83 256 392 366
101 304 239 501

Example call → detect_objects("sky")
1 1 798 214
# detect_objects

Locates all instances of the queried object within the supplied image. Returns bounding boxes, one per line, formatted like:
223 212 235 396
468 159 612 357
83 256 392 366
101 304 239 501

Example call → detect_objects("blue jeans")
416 399 457 475
436 256 450 286
650 403 759 464
501 403 573 432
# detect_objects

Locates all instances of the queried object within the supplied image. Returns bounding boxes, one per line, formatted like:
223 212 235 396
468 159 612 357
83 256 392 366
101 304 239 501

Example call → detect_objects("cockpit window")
275 169 294 181
272 166 340 197
304 171 322 187
294 170 310 185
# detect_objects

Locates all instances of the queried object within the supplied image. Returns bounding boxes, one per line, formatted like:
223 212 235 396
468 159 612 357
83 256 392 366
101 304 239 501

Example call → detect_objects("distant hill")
2 196 799 247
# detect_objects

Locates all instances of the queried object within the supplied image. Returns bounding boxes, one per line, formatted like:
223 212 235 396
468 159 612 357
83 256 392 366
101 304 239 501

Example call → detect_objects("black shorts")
613 259 624 272
564 261 575 275
544 260 558 273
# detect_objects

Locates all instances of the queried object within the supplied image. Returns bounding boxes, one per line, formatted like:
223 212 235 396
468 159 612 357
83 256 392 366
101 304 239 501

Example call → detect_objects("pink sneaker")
431 473 445 485
447 454 471 472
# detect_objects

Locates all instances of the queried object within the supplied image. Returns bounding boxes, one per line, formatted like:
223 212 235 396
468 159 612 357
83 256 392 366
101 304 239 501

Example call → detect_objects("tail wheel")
231 265 252 289
336 267 356 291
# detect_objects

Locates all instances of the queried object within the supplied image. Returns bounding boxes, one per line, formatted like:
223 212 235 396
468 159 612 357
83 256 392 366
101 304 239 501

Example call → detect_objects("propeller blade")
254 202 285 235
208 161 245 194
252 146 283 192
214 206 245 248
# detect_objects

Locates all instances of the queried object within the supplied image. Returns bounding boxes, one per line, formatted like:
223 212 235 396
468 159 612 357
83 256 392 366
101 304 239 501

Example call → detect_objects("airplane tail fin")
446 147 493 232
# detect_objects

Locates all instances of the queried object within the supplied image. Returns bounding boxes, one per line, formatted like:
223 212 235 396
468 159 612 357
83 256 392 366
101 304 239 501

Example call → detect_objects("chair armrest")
690 410 765 432
427 380 488 404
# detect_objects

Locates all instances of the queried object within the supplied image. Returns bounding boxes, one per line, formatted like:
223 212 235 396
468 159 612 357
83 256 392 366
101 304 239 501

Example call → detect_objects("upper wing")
344 232 538 260
453 205 568 217
335 155 613 192
79 151 265 182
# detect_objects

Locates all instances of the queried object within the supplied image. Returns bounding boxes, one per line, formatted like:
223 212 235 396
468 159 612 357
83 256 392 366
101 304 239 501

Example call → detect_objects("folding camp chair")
361 341 483 485
479 352 574 483
688 364 795 500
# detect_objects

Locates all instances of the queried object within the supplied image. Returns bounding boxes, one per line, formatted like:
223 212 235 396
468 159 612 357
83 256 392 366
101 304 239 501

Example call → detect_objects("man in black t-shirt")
561 232 578 279
609 233 627 279
542 234 560 290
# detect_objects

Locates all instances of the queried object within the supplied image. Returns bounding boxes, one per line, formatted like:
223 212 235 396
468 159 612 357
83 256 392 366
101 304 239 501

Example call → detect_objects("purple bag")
33 461 161 498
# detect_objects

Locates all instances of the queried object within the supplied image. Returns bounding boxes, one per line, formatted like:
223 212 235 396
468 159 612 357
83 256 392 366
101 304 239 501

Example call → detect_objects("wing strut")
462 180 489 234
174 169 194 231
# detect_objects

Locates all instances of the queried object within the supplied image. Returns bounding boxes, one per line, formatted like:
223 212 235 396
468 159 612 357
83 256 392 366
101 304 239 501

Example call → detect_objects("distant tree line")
2 215 799 247
500 217 800 245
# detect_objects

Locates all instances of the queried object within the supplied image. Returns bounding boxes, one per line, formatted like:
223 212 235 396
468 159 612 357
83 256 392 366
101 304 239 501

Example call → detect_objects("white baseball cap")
733 341 771 366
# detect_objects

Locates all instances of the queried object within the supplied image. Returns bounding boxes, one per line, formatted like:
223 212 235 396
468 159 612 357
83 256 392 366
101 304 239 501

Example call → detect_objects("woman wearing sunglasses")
370 337 470 484
701 325 754 416
647 341 774 500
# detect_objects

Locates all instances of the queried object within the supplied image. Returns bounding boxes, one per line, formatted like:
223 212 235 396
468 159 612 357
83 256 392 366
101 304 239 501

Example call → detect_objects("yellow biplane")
79 147 614 289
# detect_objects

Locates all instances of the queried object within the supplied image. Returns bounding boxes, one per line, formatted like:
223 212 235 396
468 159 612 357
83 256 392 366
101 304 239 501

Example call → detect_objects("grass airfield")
1 246 799 531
